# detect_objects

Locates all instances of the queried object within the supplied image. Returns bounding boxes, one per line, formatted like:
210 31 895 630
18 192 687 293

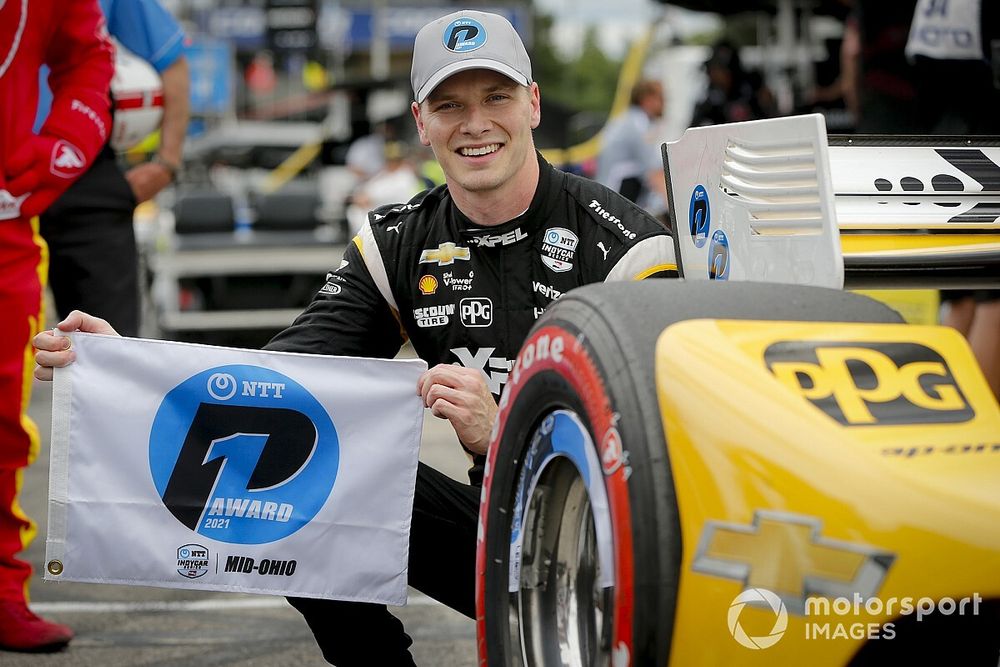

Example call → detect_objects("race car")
475 115 1000 666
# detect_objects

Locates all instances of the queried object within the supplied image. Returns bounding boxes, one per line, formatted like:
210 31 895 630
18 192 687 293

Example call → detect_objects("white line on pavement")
32 593 440 614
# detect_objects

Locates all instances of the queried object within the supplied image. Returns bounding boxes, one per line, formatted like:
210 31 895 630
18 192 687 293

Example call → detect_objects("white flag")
44 333 426 605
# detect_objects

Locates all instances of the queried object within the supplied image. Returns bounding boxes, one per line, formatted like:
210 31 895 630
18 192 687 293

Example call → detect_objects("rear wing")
663 114 1000 289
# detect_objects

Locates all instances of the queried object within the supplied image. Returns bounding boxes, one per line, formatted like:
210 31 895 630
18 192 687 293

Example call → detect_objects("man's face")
412 69 541 197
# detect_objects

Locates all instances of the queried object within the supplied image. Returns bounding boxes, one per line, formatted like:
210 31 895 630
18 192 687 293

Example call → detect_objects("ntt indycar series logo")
149 365 339 545
176 544 210 579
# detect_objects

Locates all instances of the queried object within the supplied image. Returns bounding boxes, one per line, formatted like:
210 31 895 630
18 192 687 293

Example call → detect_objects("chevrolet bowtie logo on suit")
419 242 471 266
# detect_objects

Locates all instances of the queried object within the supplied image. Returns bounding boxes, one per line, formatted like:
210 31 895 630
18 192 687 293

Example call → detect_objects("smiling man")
34 9 677 665
274 13 677 663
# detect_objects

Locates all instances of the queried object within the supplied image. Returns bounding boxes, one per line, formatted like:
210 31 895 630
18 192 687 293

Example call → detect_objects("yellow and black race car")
475 115 1000 666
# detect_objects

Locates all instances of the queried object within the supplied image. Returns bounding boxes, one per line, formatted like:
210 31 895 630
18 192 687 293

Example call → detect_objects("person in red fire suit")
0 0 114 653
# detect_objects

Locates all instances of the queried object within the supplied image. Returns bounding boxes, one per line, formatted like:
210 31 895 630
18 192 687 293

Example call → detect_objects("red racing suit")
0 0 113 603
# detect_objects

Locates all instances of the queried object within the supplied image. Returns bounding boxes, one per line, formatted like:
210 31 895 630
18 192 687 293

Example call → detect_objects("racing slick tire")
477 280 902 666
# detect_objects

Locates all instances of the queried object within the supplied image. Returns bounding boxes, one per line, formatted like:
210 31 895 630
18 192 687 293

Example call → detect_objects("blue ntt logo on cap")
444 18 487 52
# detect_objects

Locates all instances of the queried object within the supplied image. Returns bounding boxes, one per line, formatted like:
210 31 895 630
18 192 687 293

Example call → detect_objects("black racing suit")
266 154 677 665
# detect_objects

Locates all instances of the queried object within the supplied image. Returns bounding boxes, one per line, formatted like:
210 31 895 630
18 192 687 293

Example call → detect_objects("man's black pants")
40 146 139 337
289 462 480 666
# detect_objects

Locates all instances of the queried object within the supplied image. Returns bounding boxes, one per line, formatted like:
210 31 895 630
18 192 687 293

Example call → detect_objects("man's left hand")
418 364 498 455
124 161 172 204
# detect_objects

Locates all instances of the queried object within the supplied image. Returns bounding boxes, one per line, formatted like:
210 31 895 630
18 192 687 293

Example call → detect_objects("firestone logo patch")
588 200 636 239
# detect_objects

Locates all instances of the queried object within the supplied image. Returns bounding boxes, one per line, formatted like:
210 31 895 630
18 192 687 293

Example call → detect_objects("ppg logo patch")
460 297 493 327
765 342 974 426
443 18 487 52
149 365 339 545
689 184 711 248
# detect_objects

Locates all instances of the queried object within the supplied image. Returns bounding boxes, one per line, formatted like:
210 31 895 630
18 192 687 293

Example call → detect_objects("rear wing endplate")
663 114 1000 289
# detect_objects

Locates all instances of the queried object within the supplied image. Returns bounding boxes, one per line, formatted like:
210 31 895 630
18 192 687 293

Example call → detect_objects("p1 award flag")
44 333 426 605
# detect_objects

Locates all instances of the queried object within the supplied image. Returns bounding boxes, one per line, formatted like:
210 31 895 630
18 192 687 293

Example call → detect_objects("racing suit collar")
454 152 562 245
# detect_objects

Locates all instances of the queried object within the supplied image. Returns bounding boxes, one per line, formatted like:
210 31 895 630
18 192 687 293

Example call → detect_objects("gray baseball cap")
410 10 532 103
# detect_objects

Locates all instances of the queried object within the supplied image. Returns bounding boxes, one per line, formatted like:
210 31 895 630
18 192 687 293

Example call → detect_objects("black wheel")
476 281 902 666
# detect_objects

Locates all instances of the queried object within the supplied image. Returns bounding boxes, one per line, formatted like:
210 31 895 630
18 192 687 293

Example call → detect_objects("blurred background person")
843 0 1000 398
346 140 426 236
35 0 189 338
943 292 1000 399
345 120 410 184
345 121 388 183
1 0 113 652
691 40 777 127
595 79 670 221
843 0 999 134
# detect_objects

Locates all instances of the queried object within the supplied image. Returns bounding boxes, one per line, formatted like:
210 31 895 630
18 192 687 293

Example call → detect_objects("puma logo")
597 241 610 261
387 221 404 234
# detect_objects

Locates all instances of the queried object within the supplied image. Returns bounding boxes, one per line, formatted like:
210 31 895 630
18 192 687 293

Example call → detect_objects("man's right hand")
33 310 119 381
418 364 498 455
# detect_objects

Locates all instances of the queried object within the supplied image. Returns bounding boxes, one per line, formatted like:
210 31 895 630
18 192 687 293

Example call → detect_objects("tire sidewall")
478 323 636 665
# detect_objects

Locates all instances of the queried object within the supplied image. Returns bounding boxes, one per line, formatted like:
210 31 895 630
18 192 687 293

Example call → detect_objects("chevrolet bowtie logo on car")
764 341 974 426
692 511 895 615
419 242 471 266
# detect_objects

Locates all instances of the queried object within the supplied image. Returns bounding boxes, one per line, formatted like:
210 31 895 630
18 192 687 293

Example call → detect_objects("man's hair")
630 80 663 106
